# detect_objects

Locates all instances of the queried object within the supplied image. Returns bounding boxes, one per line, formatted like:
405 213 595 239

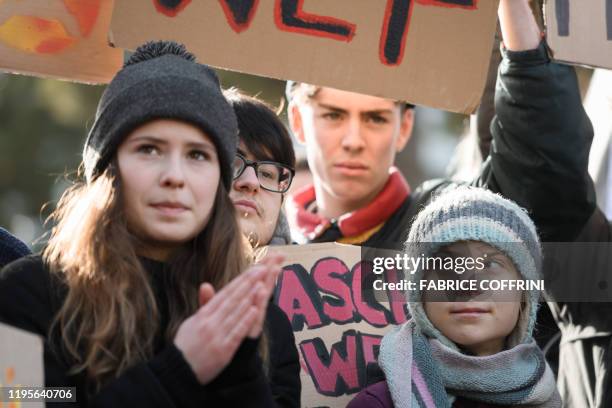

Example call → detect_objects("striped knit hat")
405 186 542 349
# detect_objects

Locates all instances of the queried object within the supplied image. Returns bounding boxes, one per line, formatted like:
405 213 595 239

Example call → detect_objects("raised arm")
476 0 596 242
498 0 540 51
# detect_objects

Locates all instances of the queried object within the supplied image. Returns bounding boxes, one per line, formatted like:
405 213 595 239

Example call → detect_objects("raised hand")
173 252 284 384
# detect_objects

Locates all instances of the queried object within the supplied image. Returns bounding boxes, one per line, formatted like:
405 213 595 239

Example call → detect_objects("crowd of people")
0 0 610 407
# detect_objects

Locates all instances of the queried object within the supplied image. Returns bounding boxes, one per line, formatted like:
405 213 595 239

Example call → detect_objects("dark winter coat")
0 255 301 407
0 227 30 267
542 208 612 408
485 41 610 408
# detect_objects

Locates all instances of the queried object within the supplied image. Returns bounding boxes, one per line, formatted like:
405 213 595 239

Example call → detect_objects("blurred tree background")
0 67 468 251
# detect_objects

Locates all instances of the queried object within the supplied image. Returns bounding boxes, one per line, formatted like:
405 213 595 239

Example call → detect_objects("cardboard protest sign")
271 243 408 408
110 0 499 114
0 323 44 408
0 0 123 83
545 0 612 69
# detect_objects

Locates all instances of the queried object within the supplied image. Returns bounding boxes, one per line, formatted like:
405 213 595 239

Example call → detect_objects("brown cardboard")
268 243 408 408
110 0 499 114
545 0 612 69
0 0 123 83
0 322 44 408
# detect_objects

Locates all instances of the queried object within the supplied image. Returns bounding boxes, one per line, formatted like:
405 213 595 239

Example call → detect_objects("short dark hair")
224 89 296 169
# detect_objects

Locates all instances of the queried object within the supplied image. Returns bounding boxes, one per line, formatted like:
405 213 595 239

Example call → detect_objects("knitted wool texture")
405 186 542 348
83 41 238 188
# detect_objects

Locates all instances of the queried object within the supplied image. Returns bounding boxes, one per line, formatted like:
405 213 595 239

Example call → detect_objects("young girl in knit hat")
0 41 297 406
349 186 561 408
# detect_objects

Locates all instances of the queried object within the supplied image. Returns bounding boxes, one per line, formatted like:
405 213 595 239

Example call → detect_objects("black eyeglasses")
233 154 295 193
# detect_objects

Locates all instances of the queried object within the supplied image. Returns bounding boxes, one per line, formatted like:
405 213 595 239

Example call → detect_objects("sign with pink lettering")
272 243 408 408
109 0 500 114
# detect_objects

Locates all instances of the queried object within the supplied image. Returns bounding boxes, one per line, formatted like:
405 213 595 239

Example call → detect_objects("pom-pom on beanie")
83 40 238 188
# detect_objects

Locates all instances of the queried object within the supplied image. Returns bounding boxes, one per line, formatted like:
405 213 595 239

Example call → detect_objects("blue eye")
484 259 504 270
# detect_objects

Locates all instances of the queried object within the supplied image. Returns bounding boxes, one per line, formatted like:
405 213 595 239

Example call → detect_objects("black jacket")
541 209 612 408
0 227 30 268
0 255 301 407
486 42 610 408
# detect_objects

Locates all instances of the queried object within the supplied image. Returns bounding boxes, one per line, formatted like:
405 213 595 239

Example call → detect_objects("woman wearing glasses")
225 89 301 408
226 89 296 248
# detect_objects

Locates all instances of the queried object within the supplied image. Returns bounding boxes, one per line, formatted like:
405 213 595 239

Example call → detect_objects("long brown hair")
43 165 249 388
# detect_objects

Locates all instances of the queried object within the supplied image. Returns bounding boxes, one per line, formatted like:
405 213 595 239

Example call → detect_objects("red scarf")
288 168 411 242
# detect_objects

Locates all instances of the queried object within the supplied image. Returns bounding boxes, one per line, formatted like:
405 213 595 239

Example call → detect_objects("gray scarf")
378 321 561 408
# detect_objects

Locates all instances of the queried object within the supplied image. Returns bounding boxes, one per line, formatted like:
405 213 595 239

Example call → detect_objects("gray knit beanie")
405 186 542 349
83 41 238 188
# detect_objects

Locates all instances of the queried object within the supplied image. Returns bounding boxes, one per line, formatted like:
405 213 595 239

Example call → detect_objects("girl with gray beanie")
0 41 292 406
349 186 561 408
